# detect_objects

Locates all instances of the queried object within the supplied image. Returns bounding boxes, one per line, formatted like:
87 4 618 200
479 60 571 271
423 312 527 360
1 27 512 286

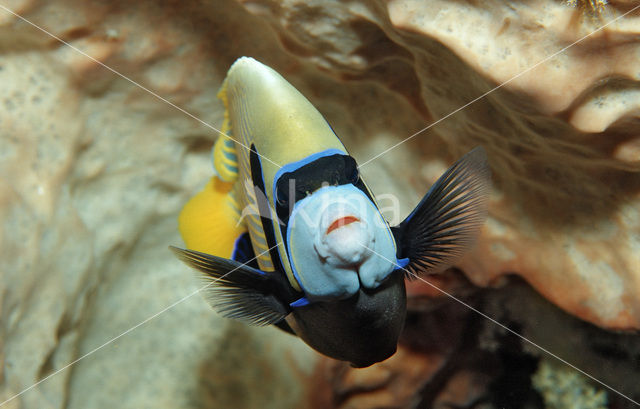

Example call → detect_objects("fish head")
285 184 401 301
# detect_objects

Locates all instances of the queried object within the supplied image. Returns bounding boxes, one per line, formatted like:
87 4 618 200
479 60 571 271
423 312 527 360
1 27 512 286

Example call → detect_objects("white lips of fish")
287 185 397 299
314 202 375 269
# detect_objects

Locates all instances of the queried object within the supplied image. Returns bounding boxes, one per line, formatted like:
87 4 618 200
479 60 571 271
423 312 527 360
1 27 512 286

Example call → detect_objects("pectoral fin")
170 246 292 326
392 147 491 277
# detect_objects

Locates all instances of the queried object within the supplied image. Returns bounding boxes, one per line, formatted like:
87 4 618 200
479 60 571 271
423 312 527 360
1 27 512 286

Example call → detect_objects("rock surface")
0 0 639 408
0 1 317 408
235 0 640 329
307 277 640 408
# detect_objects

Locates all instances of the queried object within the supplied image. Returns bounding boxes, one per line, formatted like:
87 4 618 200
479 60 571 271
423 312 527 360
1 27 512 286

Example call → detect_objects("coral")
533 359 608 409
307 278 640 408
566 0 609 15
379 0 640 329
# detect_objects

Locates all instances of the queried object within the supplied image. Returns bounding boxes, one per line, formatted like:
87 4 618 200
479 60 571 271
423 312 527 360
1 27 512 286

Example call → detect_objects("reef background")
0 0 638 408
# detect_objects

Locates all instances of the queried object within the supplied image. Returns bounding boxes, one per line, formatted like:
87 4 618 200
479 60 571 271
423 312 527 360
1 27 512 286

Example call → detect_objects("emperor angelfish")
171 57 491 368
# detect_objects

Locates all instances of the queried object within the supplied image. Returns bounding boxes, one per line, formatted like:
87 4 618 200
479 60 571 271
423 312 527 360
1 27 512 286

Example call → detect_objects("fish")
170 57 491 368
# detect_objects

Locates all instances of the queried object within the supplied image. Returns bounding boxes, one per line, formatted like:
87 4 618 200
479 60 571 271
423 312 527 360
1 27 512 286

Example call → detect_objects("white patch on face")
287 185 398 301
315 201 373 266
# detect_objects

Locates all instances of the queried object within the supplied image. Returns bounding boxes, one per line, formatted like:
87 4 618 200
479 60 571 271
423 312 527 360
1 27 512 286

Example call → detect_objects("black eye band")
274 153 374 256
275 154 359 209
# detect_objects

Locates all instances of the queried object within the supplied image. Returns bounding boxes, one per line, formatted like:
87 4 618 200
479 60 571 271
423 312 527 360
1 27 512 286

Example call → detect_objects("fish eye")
342 156 359 184
349 166 359 184
276 185 288 207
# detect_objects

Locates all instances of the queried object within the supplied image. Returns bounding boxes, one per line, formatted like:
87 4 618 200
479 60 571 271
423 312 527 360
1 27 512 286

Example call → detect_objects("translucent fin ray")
170 246 289 326
392 147 491 277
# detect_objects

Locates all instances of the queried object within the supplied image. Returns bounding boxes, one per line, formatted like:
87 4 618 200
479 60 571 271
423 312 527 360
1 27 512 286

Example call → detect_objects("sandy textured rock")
307 278 640 408
1 0 639 408
385 0 640 330
0 1 317 408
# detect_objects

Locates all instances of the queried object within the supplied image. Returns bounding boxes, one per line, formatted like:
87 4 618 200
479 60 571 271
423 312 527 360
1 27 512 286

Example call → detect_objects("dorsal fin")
213 80 239 183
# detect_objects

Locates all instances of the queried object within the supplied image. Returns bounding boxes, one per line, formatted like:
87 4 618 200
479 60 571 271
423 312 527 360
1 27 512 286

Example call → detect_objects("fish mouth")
326 216 360 235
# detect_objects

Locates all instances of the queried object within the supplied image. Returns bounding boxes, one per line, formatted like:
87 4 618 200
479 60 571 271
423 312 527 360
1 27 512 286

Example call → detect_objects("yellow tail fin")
178 177 245 258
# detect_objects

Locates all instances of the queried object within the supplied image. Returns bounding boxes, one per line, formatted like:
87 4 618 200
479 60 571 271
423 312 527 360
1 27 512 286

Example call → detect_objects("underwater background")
0 0 639 408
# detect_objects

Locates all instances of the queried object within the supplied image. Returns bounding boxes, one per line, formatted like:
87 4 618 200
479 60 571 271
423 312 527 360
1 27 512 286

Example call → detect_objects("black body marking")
231 232 259 269
291 270 407 368
273 153 375 252
249 144 288 274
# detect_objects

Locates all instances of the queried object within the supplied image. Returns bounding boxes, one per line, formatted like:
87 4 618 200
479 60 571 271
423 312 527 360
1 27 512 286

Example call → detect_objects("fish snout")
316 204 374 266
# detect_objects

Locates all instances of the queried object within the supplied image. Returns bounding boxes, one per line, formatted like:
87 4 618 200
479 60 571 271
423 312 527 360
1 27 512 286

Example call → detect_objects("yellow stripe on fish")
212 136 238 183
